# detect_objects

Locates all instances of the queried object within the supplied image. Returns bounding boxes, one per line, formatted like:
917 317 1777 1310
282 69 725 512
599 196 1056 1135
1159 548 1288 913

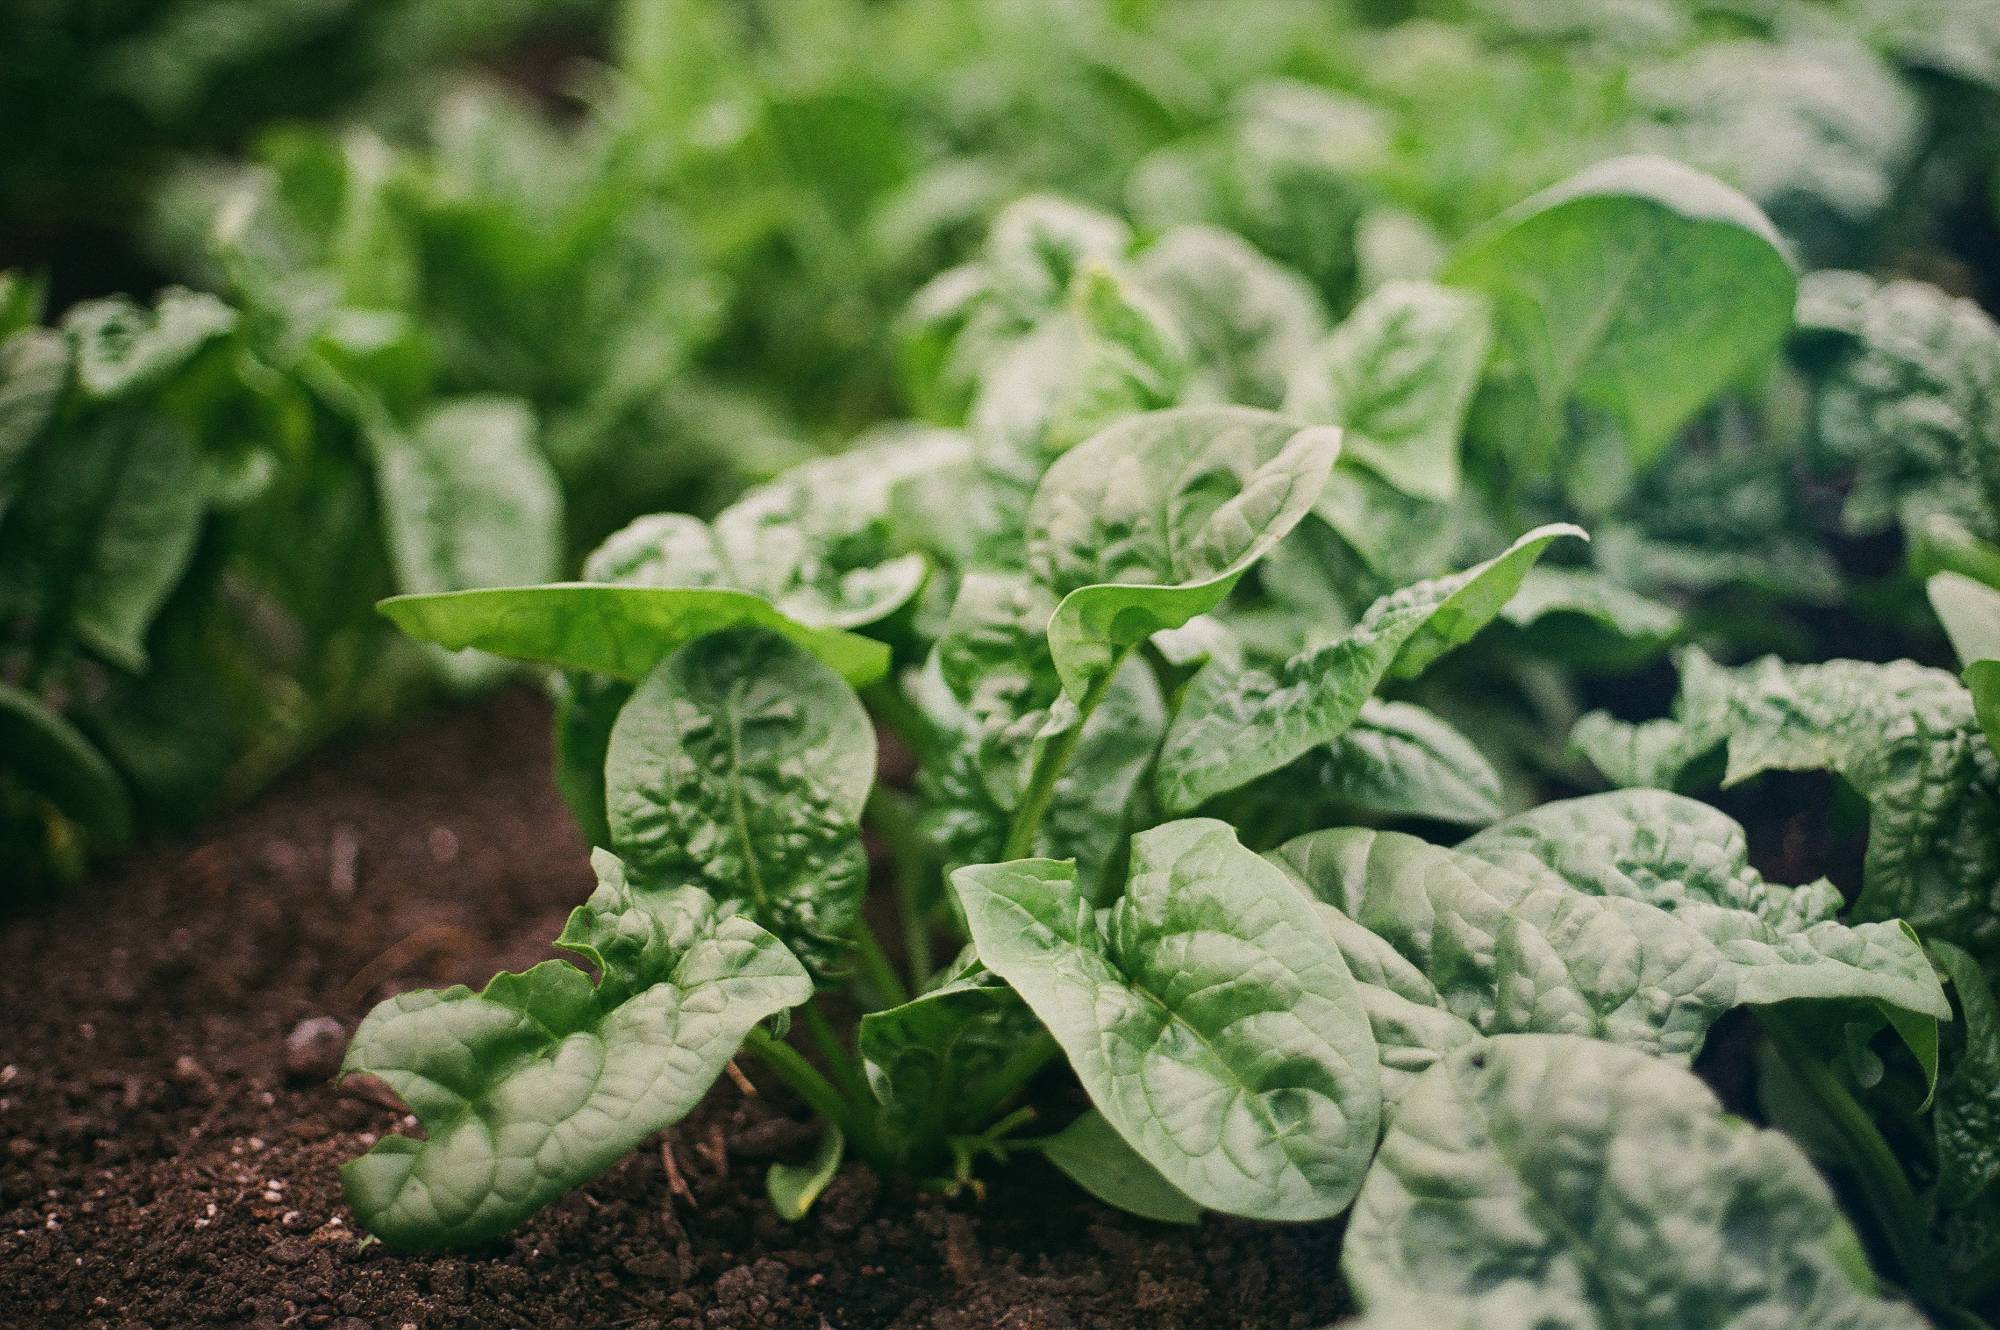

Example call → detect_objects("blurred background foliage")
3 0 1997 884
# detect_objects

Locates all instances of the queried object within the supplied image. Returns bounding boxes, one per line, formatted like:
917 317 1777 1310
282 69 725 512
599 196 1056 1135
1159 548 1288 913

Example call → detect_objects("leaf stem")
1758 1008 1950 1313
743 1026 860 1137
853 916 910 1009
1002 653 1127 860
866 786 936 984
800 1001 871 1106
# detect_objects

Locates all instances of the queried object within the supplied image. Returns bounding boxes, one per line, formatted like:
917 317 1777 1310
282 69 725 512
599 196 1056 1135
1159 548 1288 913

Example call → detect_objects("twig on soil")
660 1133 697 1209
725 1061 757 1096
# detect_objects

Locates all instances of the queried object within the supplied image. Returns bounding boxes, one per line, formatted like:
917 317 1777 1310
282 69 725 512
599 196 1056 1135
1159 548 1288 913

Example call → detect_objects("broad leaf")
1158 524 1582 812
1344 1035 1929 1330
1270 792 1946 1078
1034 1110 1202 1225
1445 155 1796 469
606 628 874 974
373 397 562 597
1283 280 1490 501
62 288 236 401
341 850 812 1249
0 328 66 505
1135 225 1326 409
1026 406 1340 698
1574 649 2000 956
1932 941 2000 1210
953 819 1381 1221
379 585 890 688
1929 572 2000 758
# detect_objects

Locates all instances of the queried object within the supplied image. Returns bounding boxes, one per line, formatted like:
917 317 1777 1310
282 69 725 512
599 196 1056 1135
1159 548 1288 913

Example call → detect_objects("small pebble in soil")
283 1016 347 1082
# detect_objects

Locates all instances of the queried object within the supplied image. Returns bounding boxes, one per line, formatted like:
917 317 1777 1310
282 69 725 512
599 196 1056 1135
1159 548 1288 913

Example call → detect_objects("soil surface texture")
0 691 1348 1329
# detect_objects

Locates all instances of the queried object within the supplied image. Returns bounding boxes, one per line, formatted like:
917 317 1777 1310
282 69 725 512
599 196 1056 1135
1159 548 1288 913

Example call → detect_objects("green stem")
1759 1009 1949 1313
867 786 936 984
800 1001 871 1106
743 1026 860 1137
1002 653 1127 861
853 916 910 1009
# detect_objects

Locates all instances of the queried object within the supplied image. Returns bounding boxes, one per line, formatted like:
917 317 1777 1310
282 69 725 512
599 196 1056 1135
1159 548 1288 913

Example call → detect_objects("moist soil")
0 691 1348 1330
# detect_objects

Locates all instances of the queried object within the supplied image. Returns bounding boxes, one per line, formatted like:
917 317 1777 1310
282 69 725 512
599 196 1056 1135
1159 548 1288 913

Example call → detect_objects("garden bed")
0 691 1347 1330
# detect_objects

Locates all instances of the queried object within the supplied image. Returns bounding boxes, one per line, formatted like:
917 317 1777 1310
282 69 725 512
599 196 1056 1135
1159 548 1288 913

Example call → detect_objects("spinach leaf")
606 628 875 975
1344 1034 1930 1329
341 849 811 1250
1445 155 1796 472
1574 650 2000 958
1283 280 1490 501
1027 405 1339 698
953 818 1381 1221
1270 792 1945 1078
1033 1110 1202 1225
1932 941 2000 1210
1158 524 1581 812
0 682 133 856
1792 272 2000 544
1134 225 1326 409
1928 572 2000 758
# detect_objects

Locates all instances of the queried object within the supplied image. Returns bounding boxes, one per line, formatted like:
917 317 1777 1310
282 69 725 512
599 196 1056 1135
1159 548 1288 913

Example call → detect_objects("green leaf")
952 819 1381 1222
767 1126 844 1223
1314 700 1505 826
1927 573 2000 759
1932 941 2000 1210
0 410 211 672
606 628 875 974
1135 225 1326 409
0 683 132 851
1445 155 1797 469
341 850 812 1250
1157 524 1582 813
61 288 236 401
1459 791 1949 1030
1574 649 2000 957
1027 405 1339 699
1269 792 1945 1078
0 328 67 505
548 671 629 848
1792 272 2000 544
1344 1035 1929 1330
858 962 1054 1171
1034 1110 1202 1225
373 396 562 597
1283 280 1490 501
1498 565 1683 669
379 585 890 688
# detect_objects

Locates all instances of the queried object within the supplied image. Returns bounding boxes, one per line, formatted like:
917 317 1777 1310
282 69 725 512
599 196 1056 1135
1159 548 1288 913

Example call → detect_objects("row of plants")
330 133 2000 1328
8 0 1994 884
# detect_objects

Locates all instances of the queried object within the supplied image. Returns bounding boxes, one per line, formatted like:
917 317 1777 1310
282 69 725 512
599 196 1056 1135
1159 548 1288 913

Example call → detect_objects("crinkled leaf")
1792 271 2000 543
1932 941 2000 1209
1445 155 1796 469
606 628 874 974
1135 225 1326 409
61 288 236 401
952 819 1381 1221
1574 649 2000 956
1270 792 1945 1080
1344 1034 1929 1330
1283 281 1490 501
1158 524 1582 812
379 586 889 688
340 850 811 1250
1035 1110 1202 1225
1027 406 1338 698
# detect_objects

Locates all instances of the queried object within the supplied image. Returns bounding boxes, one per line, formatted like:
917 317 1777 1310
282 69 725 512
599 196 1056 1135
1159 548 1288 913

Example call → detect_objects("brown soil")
0 691 1347 1330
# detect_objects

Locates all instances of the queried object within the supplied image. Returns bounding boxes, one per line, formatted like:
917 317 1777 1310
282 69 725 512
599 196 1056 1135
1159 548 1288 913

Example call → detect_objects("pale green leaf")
1035 1110 1202 1225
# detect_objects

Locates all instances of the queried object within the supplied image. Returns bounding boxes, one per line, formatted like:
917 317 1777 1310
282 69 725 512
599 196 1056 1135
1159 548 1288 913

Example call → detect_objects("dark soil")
0 691 1347 1329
